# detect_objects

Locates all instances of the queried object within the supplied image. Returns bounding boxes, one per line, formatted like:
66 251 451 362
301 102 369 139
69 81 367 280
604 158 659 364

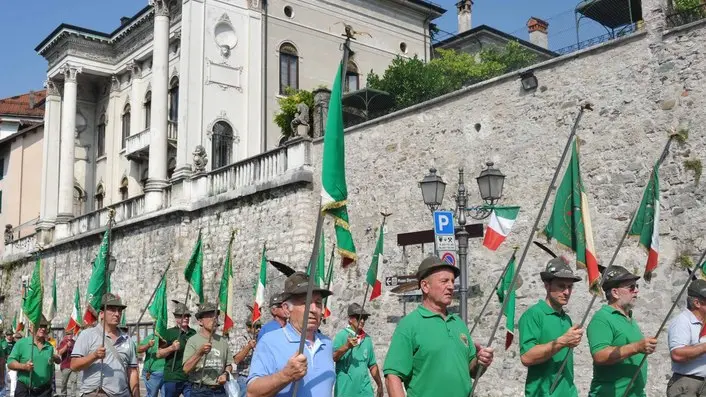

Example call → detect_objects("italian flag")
496 252 516 349
65 286 82 334
320 60 357 267
629 162 660 282
323 249 334 319
218 232 235 334
483 207 520 250
544 139 601 293
252 244 267 324
365 220 386 301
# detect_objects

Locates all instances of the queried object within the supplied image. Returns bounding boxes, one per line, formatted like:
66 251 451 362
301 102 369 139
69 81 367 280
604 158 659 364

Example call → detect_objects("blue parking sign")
433 211 455 235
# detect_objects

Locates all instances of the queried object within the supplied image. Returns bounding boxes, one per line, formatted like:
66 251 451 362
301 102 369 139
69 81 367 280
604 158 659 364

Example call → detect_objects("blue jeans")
236 376 247 397
142 370 166 397
190 384 226 397
164 381 191 397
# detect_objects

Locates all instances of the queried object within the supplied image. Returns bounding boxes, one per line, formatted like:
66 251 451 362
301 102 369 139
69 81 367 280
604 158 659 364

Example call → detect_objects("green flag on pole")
23 256 44 329
184 231 204 304
149 276 169 340
84 228 111 325
307 231 326 287
218 232 235 335
320 62 357 267
496 253 516 350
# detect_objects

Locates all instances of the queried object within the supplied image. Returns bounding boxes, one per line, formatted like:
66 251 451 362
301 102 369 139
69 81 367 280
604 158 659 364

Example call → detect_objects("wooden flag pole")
468 103 592 397
99 209 116 392
291 33 352 397
469 246 519 336
548 134 677 393
621 247 706 397
128 260 174 338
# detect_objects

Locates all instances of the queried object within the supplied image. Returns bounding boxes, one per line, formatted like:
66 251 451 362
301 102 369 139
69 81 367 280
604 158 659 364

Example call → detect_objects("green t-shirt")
518 300 577 397
0 339 8 359
587 304 647 397
7 337 55 388
162 326 197 382
333 327 377 397
140 334 165 372
383 305 477 397
183 332 230 386
2 339 15 358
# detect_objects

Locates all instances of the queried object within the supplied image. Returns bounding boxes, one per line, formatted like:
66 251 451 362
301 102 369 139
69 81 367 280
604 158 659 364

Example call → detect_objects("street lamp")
418 168 447 213
418 162 506 325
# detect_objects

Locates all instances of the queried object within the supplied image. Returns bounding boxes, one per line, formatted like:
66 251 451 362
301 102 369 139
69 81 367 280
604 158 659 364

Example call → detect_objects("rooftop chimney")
120 16 131 26
527 17 549 49
457 0 473 34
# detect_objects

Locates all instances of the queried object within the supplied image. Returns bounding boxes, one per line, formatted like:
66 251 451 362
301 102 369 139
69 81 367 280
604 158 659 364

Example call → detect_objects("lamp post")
419 162 506 324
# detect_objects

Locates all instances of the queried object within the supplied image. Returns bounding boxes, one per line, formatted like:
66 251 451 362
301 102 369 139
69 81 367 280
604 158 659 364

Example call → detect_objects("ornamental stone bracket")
44 79 60 97
60 64 82 82
126 60 142 79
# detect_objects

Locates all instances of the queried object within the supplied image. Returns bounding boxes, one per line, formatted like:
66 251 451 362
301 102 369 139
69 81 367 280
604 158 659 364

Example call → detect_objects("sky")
0 0 608 98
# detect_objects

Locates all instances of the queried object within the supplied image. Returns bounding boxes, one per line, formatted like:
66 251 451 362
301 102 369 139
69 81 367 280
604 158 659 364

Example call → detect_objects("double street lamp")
418 162 506 324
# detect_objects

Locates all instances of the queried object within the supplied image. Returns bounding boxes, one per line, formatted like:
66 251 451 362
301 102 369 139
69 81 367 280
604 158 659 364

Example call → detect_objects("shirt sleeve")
367 338 377 368
128 340 138 367
332 330 346 352
668 316 692 351
6 339 22 364
587 313 613 355
518 309 542 355
247 337 275 384
382 319 414 383
72 331 90 358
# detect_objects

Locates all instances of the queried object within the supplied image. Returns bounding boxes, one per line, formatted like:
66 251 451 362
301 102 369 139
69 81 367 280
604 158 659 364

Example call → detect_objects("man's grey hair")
687 296 703 311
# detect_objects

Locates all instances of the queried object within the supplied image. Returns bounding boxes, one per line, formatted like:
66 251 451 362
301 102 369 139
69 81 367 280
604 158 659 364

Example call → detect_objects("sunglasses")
619 283 639 292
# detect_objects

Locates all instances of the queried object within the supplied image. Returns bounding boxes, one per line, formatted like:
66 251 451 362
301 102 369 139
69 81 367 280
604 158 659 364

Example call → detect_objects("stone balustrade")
125 128 151 158
67 195 146 237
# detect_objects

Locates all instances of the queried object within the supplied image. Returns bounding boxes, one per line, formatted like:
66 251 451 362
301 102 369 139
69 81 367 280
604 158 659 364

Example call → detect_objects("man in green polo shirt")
384 256 494 397
139 332 166 397
518 257 584 396
333 303 383 397
587 265 658 397
158 301 196 397
7 316 60 397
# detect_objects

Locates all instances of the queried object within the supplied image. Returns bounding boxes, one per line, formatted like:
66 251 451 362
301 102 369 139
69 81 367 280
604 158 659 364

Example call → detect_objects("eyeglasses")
620 283 639 292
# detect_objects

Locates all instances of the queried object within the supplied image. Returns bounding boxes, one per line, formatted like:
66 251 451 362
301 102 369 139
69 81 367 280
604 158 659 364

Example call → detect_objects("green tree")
367 42 537 111
274 88 315 137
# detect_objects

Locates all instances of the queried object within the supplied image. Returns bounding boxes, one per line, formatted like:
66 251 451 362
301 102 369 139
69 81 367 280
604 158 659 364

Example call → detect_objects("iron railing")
666 3 706 28
554 22 639 55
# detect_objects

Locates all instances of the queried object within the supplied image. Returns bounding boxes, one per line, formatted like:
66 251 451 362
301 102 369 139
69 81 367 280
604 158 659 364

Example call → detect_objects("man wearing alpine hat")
587 265 658 397
383 256 494 397
333 303 384 397
666 278 706 396
256 294 288 342
518 257 584 396
247 271 335 397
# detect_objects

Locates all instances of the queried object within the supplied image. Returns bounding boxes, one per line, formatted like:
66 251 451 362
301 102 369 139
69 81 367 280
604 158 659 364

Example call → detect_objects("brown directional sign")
396 224 484 246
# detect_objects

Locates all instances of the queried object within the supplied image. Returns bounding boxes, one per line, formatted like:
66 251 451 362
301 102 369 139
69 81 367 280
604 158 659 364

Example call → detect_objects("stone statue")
290 102 310 138
193 145 208 172
4 224 13 244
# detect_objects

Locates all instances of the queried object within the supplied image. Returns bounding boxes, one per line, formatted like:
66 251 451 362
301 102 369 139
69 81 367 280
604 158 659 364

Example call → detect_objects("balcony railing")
168 120 178 141
555 23 639 55
666 3 706 28
67 195 146 238
125 128 151 160
4 217 39 243
210 147 289 196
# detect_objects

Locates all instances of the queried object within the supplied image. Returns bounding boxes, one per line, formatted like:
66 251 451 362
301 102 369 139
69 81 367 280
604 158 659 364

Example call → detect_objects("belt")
674 373 706 381
192 384 225 391
18 382 50 393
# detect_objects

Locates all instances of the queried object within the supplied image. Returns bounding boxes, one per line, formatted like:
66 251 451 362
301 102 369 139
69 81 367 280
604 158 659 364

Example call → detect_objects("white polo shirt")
668 309 706 377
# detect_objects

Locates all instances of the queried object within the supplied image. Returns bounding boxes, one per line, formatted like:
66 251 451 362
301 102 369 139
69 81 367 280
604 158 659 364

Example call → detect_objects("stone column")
145 0 171 212
36 79 62 244
56 65 82 231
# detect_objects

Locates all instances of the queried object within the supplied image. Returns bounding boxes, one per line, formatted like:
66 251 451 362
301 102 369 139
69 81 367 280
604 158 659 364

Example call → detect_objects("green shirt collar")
537 299 565 316
417 304 460 322
603 304 633 319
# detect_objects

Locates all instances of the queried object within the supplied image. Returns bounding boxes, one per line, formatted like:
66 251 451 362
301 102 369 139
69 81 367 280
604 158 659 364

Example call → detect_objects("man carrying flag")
666 279 706 396
8 316 61 397
333 303 383 397
157 302 195 397
518 257 583 396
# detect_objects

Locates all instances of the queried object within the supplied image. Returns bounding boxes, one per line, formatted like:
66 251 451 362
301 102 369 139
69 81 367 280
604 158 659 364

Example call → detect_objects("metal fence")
666 3 706 28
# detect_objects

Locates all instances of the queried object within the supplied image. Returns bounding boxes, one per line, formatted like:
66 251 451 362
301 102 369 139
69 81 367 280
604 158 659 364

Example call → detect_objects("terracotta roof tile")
0 90 46 118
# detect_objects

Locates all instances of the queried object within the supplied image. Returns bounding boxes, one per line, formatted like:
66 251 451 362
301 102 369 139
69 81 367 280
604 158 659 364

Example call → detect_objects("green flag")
184 231 204 303
320 61 357 267
543 140 601 293
628 162 660 282
496 254 516 349
307 231 326 287
218 232 235 335
23 256 44 329
84 228 111 325
149 276 169 340
48 267 57 321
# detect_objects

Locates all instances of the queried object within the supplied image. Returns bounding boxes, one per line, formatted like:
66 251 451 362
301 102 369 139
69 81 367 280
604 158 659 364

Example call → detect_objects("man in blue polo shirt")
247 272 335 397
256 294 288 342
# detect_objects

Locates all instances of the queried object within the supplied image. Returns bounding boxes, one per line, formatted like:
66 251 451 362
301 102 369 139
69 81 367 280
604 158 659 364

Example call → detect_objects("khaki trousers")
667 373 706 397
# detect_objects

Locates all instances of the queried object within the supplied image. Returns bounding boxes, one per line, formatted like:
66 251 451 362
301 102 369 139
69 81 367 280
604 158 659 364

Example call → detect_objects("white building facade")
31 0 443 248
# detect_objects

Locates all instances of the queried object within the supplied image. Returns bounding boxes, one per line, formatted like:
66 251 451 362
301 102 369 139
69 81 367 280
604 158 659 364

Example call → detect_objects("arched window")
119 177 129 201
279 43 299 94
212 121 234 169
345 61 359 92
169 78 179 122
122 104 131 149
73 185 85 216
144 91 152 129
97 114 106 156
95 184 105 210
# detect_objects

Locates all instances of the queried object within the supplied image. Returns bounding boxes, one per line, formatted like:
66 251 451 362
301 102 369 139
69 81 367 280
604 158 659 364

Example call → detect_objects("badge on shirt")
460 333 469 347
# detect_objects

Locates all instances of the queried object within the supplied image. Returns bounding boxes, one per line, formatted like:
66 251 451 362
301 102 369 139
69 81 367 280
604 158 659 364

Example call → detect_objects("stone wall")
2 16 705 397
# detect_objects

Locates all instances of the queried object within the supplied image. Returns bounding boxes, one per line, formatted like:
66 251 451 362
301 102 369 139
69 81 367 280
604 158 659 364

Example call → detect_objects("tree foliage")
274 87 315 137
367 42 538 111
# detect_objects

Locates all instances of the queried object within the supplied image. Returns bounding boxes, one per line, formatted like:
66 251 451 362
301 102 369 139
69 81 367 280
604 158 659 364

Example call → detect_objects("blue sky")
0 0 605 98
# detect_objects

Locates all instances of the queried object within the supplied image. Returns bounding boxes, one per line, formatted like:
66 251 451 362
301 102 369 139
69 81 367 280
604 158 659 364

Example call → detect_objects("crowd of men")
0 254 705 396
